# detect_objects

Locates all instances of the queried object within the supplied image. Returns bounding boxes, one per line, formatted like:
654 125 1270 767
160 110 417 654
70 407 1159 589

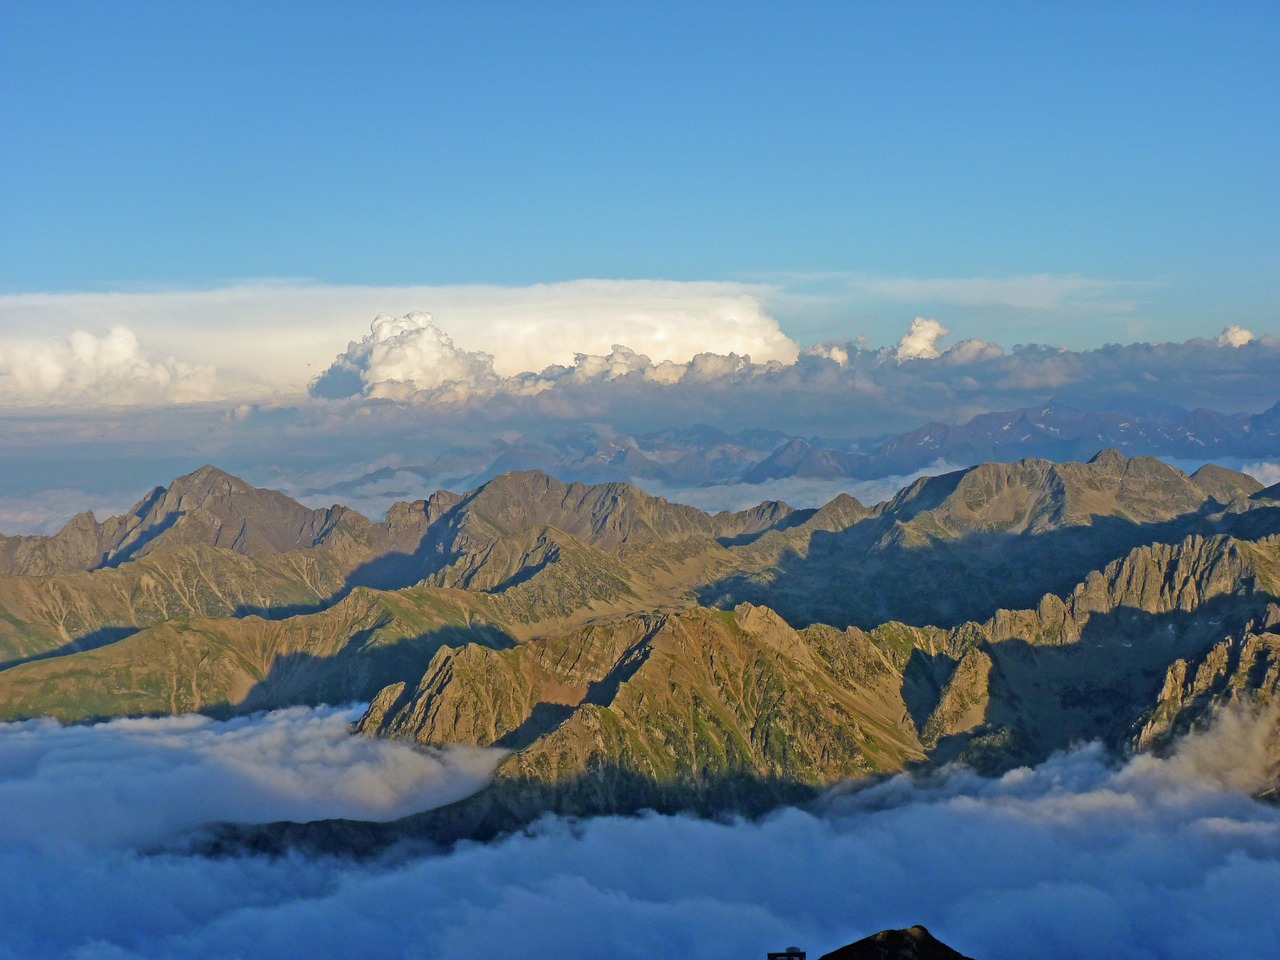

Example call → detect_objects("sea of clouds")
1 703 1278 959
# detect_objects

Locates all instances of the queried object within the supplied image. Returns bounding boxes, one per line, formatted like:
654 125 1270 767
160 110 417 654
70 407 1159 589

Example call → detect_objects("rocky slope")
0 584 514 722
0 466 797 667
0 465 374 576
701 450 1268 628
340 529 1280 841
3 453 1280 850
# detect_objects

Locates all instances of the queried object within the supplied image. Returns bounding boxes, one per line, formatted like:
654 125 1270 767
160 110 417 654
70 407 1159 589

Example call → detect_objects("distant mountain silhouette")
819 925 975 960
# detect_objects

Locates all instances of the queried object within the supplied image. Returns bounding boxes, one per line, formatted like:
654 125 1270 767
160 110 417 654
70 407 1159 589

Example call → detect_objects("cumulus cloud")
940 337 1004 365
802 342 850 366
429 281 799 375
1241 461 1280 488
0 280 795 397
895 317 950 361
0 327 216 408
1 705 1278 959
311 312 500 401
1219 325 1256 348
311 312 776 403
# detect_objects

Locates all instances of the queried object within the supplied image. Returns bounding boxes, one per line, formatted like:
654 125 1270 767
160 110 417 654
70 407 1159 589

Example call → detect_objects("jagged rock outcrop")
1137 613 1280 749
702 450 1271 628
4 454 1280 840
0 465 375 576
351 527 1280 828
359 604 924 793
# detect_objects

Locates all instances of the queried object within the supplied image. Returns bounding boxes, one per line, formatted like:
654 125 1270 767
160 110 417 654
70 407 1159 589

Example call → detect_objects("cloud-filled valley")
1 705 1277 959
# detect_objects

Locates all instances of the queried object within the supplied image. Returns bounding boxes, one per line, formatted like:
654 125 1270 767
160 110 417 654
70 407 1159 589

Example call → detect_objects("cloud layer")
311 310 782 403
0 706 502 851
1 704 1278 958
302 314 1280 445
308 310 1280 424
0 286 1275 537
0 327 216 407
0 280 794 400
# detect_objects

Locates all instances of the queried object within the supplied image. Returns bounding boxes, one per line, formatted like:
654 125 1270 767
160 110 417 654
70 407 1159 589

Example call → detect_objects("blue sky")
3 2 1277 346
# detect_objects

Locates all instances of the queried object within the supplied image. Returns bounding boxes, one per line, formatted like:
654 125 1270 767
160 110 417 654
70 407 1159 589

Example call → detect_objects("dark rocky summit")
819 925 974 960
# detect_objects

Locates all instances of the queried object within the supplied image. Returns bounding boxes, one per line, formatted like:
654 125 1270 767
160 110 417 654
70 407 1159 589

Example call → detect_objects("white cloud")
314 312 500 400
0 280 795 397
0 704 1277 959
0 706 503 851
896 317 949 361
0 488 143 536
1219 325 1256 348
0 326 216 408
1241 461 1280 488
311 312 779 402
941 337 1005 365
802 342 850 366
643 461 965 514
428 280 799 375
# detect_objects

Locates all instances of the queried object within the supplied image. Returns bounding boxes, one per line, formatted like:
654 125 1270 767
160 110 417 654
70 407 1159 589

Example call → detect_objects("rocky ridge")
2 452 1279 849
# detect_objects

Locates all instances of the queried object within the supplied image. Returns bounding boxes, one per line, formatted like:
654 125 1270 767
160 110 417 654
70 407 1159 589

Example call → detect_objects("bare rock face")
354 525 1280 826
703 449 1260 630
4 453 1280 841
1190 463 1264 504
1137 617 1280 749
358 604 923 797
819 925 975 960
0 465 374 576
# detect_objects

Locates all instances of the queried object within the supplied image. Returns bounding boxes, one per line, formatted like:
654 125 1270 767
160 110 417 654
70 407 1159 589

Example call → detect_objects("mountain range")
2 451 1279 851
298 399 1280 500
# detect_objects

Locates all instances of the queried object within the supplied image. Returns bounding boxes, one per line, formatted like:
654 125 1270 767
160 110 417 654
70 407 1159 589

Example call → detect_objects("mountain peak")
169 464 252 496
1087 448 1128 469
1191 463 1264 503
96 465 373 563
819 925 974 960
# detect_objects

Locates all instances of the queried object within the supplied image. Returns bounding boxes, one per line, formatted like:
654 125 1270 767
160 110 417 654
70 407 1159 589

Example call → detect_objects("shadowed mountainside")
0 467 804 666
3 453 1280 852
819 925 975 960
700 451 1269 628
340 530 1280 842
